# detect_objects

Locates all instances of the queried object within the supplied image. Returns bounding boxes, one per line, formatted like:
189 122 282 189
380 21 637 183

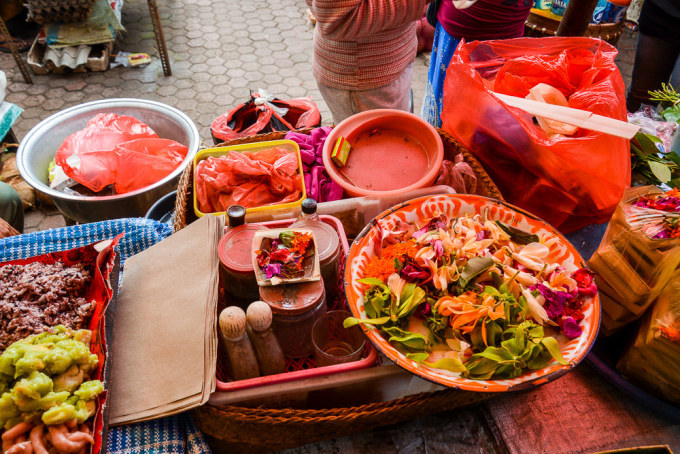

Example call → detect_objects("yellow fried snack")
0 326 103 430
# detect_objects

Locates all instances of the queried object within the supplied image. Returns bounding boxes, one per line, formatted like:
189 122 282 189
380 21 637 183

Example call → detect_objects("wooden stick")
492 92 640 139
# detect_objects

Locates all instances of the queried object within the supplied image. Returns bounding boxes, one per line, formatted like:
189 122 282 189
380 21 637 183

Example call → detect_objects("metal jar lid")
291 220 340 264
259 279 325 316
218 225 267 274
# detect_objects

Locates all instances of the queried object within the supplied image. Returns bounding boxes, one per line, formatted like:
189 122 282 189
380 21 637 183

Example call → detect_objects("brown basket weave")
26 0 97 24
173 128 503 232
524 11 625 46
194 388 492 452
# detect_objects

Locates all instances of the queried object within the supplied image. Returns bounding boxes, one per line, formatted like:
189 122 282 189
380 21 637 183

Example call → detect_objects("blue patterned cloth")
421 22 461 128
0 218 211 454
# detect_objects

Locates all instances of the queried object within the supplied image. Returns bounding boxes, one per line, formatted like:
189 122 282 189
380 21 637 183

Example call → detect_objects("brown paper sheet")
109 215 222 425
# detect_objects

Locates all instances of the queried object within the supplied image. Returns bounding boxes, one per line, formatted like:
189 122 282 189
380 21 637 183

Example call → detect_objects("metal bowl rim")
16 98 200 202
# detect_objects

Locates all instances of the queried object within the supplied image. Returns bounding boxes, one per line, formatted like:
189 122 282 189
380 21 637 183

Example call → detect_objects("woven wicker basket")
194 389 492 452
26 0 97 24
173 128 503 233
524 11 625 46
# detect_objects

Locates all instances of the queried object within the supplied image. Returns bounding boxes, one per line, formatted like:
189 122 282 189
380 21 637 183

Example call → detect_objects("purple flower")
263 263 282 279
431 239 444 258
654 230 671 239
400 264 430 283
412 227 427 240
561 316 582 339
530 284 570 319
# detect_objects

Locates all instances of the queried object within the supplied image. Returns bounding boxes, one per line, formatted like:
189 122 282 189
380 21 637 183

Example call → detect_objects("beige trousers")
316 62 414 124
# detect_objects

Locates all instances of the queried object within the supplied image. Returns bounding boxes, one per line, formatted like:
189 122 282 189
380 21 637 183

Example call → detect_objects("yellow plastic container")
193 139 306 218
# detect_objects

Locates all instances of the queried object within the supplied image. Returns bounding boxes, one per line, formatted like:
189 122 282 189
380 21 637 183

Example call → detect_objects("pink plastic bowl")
322 109 444 198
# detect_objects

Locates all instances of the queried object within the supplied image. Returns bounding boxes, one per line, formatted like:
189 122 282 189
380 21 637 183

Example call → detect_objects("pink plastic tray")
215 214 378 392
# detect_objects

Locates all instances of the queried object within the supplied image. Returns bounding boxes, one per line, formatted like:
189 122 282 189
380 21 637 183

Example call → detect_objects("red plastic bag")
211 90 321 143
55 113 188 194
441 37 630 233
195 147 302 213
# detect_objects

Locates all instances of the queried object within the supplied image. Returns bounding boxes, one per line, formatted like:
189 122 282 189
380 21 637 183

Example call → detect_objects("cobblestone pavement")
1 3 639 451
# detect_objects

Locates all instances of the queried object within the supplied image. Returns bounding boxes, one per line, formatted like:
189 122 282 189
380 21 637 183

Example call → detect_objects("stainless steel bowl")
17 98 200 223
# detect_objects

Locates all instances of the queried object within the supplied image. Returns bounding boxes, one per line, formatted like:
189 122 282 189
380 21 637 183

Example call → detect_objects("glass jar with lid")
290 199 341 299
218 205 267 305
258 278 326 358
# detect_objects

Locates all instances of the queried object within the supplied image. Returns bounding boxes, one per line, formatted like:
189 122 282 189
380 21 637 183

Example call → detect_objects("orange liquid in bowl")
341 128 430 191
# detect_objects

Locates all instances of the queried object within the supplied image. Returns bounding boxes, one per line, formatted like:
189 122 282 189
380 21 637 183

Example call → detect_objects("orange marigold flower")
363 258 396 282
659 324 680 344
666 187 680 198
290 232 312 255
382 240 419 262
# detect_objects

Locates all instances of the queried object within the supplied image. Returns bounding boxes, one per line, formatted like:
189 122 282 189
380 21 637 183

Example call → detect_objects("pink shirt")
307 0 427 91
437 0 532 41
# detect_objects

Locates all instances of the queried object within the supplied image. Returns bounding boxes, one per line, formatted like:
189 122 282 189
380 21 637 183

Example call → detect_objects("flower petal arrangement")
345 194 601 392
252 229 320 286
626 187 680 239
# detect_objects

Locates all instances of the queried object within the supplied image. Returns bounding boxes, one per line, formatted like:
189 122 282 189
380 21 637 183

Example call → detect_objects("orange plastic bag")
55 113 188 194
194 147 302 213
441 37 630 233
211 91 321 143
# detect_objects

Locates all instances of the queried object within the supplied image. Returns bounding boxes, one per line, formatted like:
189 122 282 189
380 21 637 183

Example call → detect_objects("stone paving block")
23 209 45 231
38 214 67 231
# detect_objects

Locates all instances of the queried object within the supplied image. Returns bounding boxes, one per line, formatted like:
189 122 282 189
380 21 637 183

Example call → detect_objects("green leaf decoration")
649 161 672 183
661 106 680 123
343 316 390 328
482 286 501 298
665 151 680 167
475 347 514 363
540 337 569 365
424 357 467 373
501 338 522 357
464 357 498 379
527 347 553 370
460 256 495 286
406 352 429 362
397 286 426 317
382 326 428 351
494 221 540 245
358 277 387 287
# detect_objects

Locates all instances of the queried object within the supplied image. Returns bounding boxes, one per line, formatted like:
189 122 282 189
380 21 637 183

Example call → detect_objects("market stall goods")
0 326 104 454
52 113 189 196
442 37 629 233
589 186 680 333
0 237 119 454
253 229 319 286
194 140 305 216
617 277 680 405
346 194 600 391
0 261 92 352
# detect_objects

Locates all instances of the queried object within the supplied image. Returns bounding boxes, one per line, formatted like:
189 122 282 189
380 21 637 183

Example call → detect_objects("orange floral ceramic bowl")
344 194 601 392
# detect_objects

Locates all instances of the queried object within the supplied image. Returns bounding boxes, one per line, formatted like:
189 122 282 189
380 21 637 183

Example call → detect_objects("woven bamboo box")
26 0 98 24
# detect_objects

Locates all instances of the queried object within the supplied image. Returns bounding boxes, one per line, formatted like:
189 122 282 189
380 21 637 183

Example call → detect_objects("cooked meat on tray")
0 260 93 352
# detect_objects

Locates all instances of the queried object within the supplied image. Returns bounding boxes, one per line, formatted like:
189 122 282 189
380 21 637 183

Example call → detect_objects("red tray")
0 235 121 454
215 215 378 392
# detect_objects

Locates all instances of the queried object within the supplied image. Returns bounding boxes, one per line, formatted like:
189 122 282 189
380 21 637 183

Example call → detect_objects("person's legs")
0 181 23 233
627 33 680 111
626 0 680 111
316 82 358 124
352 62 414 113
